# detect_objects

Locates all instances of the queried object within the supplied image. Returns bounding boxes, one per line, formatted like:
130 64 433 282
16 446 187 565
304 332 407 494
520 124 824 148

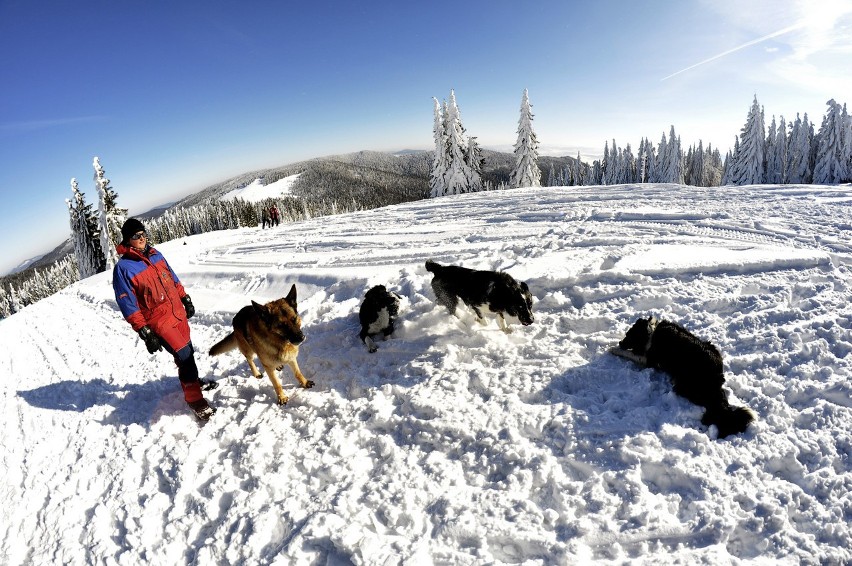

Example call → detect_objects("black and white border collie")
359 285 401 353
610 316 755 438
425 259 534 332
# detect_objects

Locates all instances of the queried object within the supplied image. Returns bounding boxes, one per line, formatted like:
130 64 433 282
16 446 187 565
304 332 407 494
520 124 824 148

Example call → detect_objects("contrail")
661 23 804 81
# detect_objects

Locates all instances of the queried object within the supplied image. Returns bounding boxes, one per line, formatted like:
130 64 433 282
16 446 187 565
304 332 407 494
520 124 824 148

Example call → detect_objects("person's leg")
172 343 216 420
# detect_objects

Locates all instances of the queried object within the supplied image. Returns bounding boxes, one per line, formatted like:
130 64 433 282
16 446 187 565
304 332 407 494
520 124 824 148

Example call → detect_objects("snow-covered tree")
575 151 587 186
786 113 812 183
509 89 541 189
429 98 449 198
813 99 849 184
93 157 127 269
438 90 482 195
686 141 705 186
656 126 684 184
67 178 104 278
620 143 636 184
466 135 485 188
732 96 766 185
637 137 655 183
766 116 788 184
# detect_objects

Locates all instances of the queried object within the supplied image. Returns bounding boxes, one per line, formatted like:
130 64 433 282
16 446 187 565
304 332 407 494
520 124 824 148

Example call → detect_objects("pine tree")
653 132 668 183
660 126 684 184
465 135 485 191
766 116 787 184
705 144 724 187
441 90 482 195
67 178 104 278
690 141 705 186
637 137 654 183
509 89 541 189
786 114 810 183
429 98 449 198
621 143 636 183
733 95 766 185
93 157 127 269
722 137 740 185
813 99 848 184
601 141 611 185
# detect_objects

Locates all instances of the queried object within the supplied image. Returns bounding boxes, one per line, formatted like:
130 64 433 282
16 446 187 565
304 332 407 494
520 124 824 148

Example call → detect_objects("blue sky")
1 0 850 275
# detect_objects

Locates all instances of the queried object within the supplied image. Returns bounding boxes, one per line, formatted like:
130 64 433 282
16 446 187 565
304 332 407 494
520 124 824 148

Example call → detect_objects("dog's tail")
701 404 756 439
209 333 238 356
425 259 442 273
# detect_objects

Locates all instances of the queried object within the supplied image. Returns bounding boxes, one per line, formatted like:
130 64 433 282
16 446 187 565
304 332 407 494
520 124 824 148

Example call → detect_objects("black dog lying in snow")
425 259 534 332
610 316 755 438
359 285 401 353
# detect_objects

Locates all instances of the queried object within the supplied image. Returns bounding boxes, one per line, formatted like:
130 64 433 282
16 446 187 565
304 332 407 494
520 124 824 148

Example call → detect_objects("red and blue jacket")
113 243 191 352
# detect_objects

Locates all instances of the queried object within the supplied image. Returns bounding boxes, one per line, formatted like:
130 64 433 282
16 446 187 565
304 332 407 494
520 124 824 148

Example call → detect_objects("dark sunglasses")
130 231 147 241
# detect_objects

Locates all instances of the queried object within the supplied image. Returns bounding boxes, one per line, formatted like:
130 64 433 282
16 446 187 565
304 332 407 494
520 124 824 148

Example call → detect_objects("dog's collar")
645 316 658 352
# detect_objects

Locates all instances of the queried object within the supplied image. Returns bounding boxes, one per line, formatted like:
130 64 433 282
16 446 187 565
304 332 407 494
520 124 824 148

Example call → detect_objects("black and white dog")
610 316 755 438
359 285 401 353
425 260 534 332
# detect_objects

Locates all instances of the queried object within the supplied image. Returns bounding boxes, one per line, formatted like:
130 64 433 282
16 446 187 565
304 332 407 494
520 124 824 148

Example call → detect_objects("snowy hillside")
1 183 850 564
220 173 302 202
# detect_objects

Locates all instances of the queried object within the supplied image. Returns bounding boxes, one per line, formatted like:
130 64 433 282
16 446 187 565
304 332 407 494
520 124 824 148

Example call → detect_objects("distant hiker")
112 218 217 421
270 204 280 227
261 207 270 229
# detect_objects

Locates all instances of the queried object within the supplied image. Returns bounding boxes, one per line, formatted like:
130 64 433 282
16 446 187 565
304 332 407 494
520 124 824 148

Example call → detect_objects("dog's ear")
251 300 268 320
285 283 298 306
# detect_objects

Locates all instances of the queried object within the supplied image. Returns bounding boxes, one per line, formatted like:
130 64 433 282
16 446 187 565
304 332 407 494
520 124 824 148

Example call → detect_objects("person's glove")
138 326 162 354
181 295 195 318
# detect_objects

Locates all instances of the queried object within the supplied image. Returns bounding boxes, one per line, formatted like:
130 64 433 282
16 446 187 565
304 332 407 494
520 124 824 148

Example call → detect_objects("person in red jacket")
113 218 217 421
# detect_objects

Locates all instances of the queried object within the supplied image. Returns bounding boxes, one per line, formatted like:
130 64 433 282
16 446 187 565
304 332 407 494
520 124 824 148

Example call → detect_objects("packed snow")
1 183 851 565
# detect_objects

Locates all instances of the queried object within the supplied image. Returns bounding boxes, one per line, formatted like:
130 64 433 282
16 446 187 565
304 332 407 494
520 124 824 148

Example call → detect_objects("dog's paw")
368 345 378 353
277 396 289 405
276 365 284 371
304 380 315 389
252 372 263 379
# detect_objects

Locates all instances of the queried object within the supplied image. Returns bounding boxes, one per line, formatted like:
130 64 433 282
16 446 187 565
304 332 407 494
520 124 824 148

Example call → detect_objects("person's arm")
112 264 147 331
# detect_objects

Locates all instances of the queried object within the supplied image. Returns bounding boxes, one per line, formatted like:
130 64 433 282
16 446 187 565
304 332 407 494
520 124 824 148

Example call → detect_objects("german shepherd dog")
425 260 534 332
359 285 401 353
610 316 755 438
209 284 313 405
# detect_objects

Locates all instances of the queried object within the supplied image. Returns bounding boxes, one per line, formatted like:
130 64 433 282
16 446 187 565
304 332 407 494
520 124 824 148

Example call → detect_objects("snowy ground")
1 183 851 565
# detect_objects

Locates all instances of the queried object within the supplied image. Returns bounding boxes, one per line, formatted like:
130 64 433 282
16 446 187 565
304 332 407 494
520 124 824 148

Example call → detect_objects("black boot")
188 398 216 421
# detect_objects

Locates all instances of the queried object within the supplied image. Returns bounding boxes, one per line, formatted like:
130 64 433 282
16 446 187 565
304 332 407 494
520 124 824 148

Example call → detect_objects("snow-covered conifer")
93 157 127 269
733 96 766 185
441 91 482 195
766 116 787 184
465 135 485 191
786 114 810 183
429 98 449 198
509 89 541 189
620 143 636 184
601 142 611 185
67 178 104 278
813 99 848 184
652 132 668 183
576 151 586 186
